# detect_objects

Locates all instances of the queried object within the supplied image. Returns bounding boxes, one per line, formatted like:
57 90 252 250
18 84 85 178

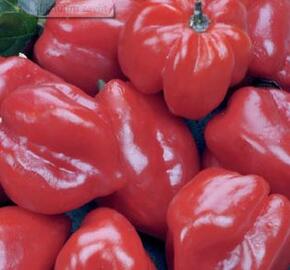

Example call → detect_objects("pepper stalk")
189 0 210 32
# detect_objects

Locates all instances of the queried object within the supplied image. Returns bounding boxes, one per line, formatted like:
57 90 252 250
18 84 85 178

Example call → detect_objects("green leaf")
19 0 55 17
0 0 38 56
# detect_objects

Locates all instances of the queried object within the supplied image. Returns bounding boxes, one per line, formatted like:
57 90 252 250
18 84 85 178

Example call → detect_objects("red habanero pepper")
118 0 251 119
0 56 61 203
167 168 290 270
97 80 199 239
0 57 199 238
247 0 290 88
0 56 126 214
0 206 71 270
34 0 143 95
205 87 290 200
55 208 156 270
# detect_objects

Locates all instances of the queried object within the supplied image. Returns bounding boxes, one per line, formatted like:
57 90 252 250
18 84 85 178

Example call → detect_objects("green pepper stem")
189 0 210 32
97 80 106 92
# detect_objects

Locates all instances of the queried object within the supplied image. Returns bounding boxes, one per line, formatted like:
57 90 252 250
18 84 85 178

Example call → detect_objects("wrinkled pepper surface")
118 0 251 119
0 57 199 239
247 0 290 88
0 206 71 269
97 80 199 239
205 87 290 200
35 0 143 95
0 56 127 214
55 208 156 270
167 168 290 270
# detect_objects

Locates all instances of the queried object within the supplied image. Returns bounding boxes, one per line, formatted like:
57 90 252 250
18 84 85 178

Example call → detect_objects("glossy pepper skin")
0 55 64 209
0 56 62 103
55 208 156 270
240 0 251 6
35 0 143 95
0 57 199 236
167 168 290 270
0 56 126 214
247 0 290 88
98 80 199 239
0 206 71 270
205 87 290 200
118 0 251 119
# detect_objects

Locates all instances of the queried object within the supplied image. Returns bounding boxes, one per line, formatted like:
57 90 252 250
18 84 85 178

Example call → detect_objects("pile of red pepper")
0 0 289 269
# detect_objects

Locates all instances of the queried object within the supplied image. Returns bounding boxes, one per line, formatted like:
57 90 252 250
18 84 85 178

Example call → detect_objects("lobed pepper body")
55 208 156 270
35 0 143 95
118 0 251 119
167 168 290 270
205 87 290 200
0 57 126 214
98 80 199 238
247 0 290 88
0 206 71 270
